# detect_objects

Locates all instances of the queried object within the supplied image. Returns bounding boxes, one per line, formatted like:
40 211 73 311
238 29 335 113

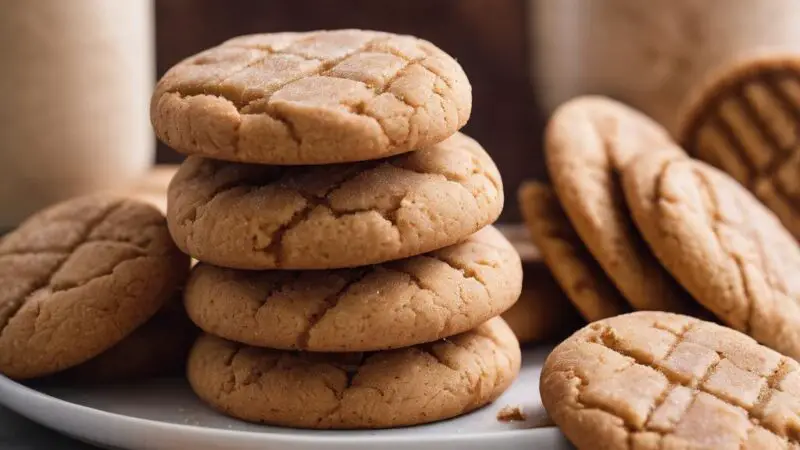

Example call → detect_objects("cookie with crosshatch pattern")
541 311 800 449
151 29 471 165
678 54 800 240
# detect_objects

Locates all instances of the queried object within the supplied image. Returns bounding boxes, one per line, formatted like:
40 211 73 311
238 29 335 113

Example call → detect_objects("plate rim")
0 374 561 446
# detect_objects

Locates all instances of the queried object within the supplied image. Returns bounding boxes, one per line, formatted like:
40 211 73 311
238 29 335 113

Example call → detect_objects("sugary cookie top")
152 29 471 164
542 311 800 449
167 132 503 270
184 226 522 352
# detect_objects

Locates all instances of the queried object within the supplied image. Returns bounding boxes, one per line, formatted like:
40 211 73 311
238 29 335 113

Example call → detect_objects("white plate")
0 346 572 450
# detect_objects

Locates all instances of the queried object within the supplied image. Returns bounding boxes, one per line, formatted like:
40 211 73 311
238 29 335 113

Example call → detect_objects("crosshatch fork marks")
563 320 800 446
682 68 800 211
0 201 124 336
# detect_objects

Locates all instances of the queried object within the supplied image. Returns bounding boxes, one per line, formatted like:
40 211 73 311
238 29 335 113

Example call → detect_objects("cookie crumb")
497 405 526 422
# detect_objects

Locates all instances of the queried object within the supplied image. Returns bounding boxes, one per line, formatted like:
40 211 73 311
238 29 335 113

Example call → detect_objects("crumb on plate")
496 404 527 422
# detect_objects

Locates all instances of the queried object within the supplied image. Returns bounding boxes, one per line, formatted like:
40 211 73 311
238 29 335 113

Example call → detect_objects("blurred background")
4 0 800 229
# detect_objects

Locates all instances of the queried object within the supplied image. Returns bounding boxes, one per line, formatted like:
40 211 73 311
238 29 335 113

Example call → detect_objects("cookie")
151 29 471 165
0 195 190 379
187 317 520 429
518 181 630 322
501 261 583 344
678 54 800 240
623 151 800 360
55 295 197 383
545 96 693 312
184 226 521 351
541 311 800 450
167 132 502 269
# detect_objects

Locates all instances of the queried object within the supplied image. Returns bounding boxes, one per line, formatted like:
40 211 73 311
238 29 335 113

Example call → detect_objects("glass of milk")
0 0 155 230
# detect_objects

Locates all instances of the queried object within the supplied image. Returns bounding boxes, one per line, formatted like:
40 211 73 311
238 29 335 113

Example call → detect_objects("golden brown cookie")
185 226 521 351
55 295 197 384
167 132 502 270
541 311 800 450
0 195 190 379
187 317 520 429
501 261 583 344
623 151 800 360
545 96 693 313
678 54 800 240
518 181 630 322
152 29 471 165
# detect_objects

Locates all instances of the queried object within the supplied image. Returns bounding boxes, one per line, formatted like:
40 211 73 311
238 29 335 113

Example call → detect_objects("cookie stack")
152 30 523 429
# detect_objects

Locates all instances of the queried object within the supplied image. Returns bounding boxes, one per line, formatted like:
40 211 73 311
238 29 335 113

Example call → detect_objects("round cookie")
541 311 799 450
185 226 521 352
187 317 520 429
545 96 693 312
0 195 190 379
167 132 503 270
518 181 630 322
151 29 471 165
502 261 583 344
623 151 800 360
56 296 197 384
677 54 800 240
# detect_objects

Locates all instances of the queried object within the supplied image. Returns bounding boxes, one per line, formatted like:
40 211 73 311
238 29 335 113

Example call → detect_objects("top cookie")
0 195 189 379
541 311 800 450
677 54 800 240
545 96 693 313
167 132 502 270
623 151 800 360
151 29 471 165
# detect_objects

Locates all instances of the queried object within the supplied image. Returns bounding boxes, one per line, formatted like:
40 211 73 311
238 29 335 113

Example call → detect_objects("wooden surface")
154 0 548 222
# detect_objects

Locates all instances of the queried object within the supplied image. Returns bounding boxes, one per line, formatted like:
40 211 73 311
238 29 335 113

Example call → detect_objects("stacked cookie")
152 30 523 429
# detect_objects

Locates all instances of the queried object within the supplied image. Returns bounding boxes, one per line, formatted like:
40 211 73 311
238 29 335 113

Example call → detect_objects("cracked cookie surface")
518 181 630 322
541 311 800 450
184 226 521 351
167 132 502 269
0 195 190 379
151 29 471 165
678 54 800 240
545 96 693 313
623 152 800 360
187 316 519 429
